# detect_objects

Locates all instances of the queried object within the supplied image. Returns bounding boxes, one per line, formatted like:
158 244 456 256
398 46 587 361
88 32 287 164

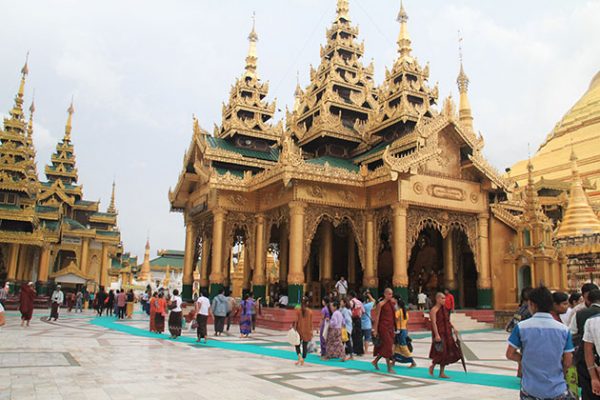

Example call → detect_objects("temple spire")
107 180 117 214
27 98 35 141
336 0 350 21
396 0 412 58
456 33 474 131
65 97 74 142
10 54 29 121
244 12 259 78
293 71 302 112
556 150 600 238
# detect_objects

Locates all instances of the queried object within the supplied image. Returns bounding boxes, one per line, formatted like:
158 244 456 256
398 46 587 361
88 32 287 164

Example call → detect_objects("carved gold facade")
170 1 560 309
0 61 122 295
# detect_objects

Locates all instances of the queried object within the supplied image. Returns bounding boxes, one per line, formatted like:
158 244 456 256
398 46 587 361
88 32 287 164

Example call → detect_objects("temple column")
321 221 333 291
560 257 568 291
80 238 90 275
279 225 289 286
242 244 251 293
443 230 458 305
199 235 210 292
363 212 378 295
287 201 306 305
182 220 195 301
37 245 51 295
209 208 227 298
252 214 267 303
100 244 109 289
347 235 356 288
391 202 409 299
477 213 493 309
7 244 21 282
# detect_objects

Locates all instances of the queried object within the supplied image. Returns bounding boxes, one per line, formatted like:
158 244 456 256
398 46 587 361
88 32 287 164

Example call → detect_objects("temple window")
523 229 532 247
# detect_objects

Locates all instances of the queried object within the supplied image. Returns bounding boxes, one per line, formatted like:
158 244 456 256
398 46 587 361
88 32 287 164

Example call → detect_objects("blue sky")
1 0 599 260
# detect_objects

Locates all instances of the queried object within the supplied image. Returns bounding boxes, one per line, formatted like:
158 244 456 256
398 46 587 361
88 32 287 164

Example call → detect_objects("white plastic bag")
287 328 301 346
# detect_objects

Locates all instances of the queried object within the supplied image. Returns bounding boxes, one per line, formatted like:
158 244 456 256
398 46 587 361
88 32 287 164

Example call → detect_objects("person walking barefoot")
428 292 461 379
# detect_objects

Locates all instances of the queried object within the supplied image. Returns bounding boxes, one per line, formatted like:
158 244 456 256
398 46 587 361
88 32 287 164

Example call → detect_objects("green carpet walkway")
90 316 520 391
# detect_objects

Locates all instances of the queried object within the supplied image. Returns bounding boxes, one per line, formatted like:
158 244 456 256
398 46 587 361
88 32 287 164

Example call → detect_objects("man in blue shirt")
506 286 574 400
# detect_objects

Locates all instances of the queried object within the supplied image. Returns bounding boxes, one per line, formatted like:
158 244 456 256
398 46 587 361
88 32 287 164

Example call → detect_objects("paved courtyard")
0 308 519 399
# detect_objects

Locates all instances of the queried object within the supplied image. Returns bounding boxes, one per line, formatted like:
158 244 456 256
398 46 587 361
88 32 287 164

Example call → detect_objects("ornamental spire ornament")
107 180 117 214
65 97 74 142
456 33 474 131
336 0 350 21
245 12 259 78
397 0 412 58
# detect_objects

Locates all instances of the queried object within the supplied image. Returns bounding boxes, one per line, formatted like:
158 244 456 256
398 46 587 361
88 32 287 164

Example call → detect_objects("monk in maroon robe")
371 288 397 373
429 292 461 378
19 282 36 327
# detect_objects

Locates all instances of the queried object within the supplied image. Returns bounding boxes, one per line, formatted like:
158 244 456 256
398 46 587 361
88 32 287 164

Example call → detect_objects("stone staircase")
450 311 494 330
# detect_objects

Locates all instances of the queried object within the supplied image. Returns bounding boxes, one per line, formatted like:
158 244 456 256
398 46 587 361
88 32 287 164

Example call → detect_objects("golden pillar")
100 244 109 288
252 214 267 300
38 245 50 281
363 212 377 290
242 244 251 290
279 225 289 285
477 213 492 308
199 235 210 288
560 257 568 291
391 202 409 297
182 221 195 300
443 232 456 290
7 243 20 280
80 238 90 274
209 208 227 295
287 201 306 304
347 235 356 287
321 220 333 284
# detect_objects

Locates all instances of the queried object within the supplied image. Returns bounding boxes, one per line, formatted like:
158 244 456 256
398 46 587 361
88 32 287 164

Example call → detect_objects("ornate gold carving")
229 194 245 207
426 184 465 201
339 189 357 203
406 207 479 270
309 185 324 198
413 182 423 194
470 192 479 204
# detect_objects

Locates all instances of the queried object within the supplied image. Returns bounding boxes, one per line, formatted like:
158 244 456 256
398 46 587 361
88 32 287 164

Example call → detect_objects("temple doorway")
517 265 532 297
376 221 393 294
306 218 361 305
408 228 443 305
455 230 478 308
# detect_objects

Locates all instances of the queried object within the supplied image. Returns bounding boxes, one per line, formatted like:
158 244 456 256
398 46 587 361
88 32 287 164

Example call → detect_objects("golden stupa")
511 71 600 202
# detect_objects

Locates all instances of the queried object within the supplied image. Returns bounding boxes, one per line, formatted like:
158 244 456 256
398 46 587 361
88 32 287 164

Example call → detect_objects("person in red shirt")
444 289 455 314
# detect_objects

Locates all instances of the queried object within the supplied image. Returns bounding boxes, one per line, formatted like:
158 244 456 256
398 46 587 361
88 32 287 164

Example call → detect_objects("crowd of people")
505 283 600 399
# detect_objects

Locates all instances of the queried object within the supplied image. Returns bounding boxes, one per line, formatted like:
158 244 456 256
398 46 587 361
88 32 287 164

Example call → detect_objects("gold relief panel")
426 184 465 202
258 185 291 212
368 182 396 208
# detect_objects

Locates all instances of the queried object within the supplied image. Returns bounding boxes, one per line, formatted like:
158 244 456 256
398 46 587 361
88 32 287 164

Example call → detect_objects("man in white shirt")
195 290 211 343
417 291 427 311
278 294 289 307
335 277 348 298
50 285 64 321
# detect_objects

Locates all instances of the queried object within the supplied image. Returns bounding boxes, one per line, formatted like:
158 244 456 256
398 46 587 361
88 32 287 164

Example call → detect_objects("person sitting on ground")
507 285 574 400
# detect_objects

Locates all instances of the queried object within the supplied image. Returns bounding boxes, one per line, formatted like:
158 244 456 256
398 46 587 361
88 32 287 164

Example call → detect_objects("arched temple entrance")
518 265 532 298
407 226 478 308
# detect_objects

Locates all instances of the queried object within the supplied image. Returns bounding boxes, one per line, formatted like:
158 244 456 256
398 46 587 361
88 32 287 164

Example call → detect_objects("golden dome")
511 70 600 201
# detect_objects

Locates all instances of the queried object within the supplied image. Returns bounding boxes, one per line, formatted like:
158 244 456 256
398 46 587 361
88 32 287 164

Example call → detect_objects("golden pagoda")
0 62 124 294
170 2 530 310
554 150 600 287
138 238 152 282
510 71 600 209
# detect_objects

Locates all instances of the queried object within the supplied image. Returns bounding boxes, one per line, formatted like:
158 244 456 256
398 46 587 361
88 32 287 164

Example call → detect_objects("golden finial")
14 53 30 112
396 0 412 58
27 95 35 141
65 97 74 141
107 179 117 214
245 12 259 78
456 32 473 131
336 0 350 21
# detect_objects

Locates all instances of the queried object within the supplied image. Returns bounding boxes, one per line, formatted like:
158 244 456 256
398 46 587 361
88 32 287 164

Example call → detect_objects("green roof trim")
92 212 115 218
36 205 58 213
75 200 96 206
352 141 388 163
97 230 120 237
306 156 360 172
41 181 77 190
206 136 279 162
214 167 245 178
64 218 87 230
42 221 60 231
148 254 184 269
0 204 20 211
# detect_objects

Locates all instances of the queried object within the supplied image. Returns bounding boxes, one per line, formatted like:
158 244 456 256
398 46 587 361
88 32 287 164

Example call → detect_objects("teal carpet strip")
90 316 520 391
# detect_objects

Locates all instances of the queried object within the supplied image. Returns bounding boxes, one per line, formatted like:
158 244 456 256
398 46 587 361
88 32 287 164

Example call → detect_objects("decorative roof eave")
62 226 96 238
467 153 512 192
49 261 94 280
0 207 37 222
0 230 44 245
382 143 441 181
490 203 519 231
204 146 276 169
353 132 419 165
89 214 117 224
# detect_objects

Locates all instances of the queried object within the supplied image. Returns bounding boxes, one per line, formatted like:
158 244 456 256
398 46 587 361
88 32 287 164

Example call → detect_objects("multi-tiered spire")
44 99 80 187
287 0 377 153
362 1 438 142
456 35 474 132
216 14 282 144
556 150 600 238
0 59 39 199
107 180 117 214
